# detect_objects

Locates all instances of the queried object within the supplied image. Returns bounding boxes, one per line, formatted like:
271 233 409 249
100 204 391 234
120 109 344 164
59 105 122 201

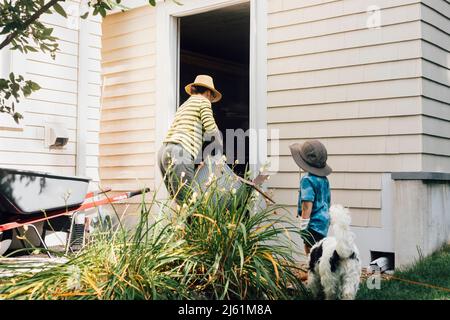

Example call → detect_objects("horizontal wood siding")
0 0 100 181
267 0 424 227
420 0 450 171
100 6 156 205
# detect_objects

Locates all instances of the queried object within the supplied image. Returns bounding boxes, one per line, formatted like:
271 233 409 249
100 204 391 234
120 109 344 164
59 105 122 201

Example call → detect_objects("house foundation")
391 173 450 267
352 173 450 268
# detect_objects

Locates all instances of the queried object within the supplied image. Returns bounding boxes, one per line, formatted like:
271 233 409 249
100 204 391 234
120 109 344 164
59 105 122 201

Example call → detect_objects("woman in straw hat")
158 75 223 203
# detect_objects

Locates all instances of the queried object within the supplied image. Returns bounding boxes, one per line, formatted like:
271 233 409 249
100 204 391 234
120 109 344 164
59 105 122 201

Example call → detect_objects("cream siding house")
100 6 157 215
1 0 449 267
0 0 101 184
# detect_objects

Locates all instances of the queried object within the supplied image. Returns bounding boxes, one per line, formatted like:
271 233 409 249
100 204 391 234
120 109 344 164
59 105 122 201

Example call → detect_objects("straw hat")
185 75 222 103
289 140 332 177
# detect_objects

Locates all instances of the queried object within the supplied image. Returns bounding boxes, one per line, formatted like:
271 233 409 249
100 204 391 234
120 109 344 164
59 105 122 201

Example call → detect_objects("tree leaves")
52 2 67 18
13 112 23 124
0 73 40 122
29 81 41 91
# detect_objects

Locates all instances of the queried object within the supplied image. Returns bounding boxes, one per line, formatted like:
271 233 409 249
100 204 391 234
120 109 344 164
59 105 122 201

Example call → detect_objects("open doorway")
178 2 250 175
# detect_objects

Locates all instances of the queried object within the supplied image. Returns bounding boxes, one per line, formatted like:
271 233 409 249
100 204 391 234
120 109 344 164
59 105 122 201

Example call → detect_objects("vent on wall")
369 251 395 273
45 123 69 149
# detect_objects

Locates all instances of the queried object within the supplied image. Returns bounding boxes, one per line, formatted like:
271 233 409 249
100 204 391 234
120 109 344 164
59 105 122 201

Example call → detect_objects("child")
289 140 332 255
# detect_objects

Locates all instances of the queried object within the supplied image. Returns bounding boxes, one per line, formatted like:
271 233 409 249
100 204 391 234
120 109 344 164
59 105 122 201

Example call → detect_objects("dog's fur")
307 205 361 300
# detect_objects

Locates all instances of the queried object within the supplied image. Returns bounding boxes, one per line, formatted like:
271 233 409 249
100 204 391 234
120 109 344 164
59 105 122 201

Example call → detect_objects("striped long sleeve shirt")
164 95 219 158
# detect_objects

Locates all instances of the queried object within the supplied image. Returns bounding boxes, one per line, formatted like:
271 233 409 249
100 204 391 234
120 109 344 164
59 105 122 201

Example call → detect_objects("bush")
0 167 306 300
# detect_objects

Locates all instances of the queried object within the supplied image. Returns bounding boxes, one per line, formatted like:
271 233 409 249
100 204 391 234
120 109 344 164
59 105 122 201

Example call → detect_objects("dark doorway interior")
179 3 250 175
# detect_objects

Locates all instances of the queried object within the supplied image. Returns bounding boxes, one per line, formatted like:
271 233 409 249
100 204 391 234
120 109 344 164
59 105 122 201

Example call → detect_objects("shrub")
0 167 306 300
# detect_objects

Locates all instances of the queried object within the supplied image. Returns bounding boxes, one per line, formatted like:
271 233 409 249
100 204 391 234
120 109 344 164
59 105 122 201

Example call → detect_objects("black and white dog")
307 205 361 300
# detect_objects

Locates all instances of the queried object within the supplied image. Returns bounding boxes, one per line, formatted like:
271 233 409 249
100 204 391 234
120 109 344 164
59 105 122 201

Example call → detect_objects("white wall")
393 179 450 267
266 0 424 228
0 0 101 188
100 5 157 214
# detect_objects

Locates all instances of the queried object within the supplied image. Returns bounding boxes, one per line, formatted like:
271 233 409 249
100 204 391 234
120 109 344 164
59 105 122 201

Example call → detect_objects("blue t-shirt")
297 173 331 237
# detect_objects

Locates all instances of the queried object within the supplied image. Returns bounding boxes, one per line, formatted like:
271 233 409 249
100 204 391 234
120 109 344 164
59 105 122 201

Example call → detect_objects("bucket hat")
289 140 332 177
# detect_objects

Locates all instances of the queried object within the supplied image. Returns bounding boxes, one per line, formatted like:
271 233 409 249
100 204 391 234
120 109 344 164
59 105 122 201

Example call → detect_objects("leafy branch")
0 72 40 123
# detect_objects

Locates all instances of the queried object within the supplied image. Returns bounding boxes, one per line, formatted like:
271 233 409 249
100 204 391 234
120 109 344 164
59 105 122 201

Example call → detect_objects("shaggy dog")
307 205 361 300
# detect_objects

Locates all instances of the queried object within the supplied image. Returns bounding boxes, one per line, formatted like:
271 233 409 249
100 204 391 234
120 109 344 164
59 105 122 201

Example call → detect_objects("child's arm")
301 201 313 219
299 177 315 230
300 201 312 230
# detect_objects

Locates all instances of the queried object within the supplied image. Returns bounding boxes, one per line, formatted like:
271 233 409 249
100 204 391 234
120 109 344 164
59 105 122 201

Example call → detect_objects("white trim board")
154 0 268 191
76 16 90 177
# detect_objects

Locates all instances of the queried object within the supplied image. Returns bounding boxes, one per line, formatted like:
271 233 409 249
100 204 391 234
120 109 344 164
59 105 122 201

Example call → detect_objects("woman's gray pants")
157 143 195 203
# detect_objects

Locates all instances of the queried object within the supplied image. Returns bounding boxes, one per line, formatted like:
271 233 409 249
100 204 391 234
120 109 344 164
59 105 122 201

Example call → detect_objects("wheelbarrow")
0 168 149 257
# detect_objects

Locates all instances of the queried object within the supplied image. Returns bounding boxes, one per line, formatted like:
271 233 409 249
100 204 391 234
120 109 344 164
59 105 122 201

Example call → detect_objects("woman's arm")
200 101 219 134
200 101 223 153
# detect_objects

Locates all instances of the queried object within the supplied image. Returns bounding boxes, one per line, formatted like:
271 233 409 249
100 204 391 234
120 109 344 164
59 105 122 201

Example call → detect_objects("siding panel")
269 172 382 190
267 0 423 227
268 116 422 139
267 97 422 123
420 0 450 171
268 0 419 23
272 154 422 173
268 78 422 107
268 40 422 76
422 97 450 121
268 21 422 59
270 135 423 156
100 6 156 198
268 3 421 44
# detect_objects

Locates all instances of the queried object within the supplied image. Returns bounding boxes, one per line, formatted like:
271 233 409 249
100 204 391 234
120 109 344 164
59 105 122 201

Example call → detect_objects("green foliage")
52 2 67 18
0 1 60 56
0 72 40 123
0 0 159 122
178 171 306 299
0 168 306 300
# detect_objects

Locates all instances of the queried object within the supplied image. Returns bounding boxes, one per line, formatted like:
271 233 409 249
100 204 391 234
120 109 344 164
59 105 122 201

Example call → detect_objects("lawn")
357 245 450 300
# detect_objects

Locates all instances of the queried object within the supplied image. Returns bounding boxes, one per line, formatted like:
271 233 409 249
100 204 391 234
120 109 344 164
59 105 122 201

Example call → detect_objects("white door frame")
154 0 267 188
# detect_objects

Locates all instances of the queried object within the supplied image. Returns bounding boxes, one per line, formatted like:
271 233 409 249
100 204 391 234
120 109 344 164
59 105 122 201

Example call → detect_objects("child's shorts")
300 228 325 247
